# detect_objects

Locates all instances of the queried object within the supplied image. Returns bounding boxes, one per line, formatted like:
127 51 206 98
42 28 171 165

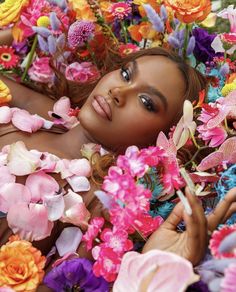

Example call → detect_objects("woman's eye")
120 67 131 82
139 95 156 112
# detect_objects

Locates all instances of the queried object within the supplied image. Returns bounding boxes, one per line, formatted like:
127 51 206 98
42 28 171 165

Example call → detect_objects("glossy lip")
91 95 112 121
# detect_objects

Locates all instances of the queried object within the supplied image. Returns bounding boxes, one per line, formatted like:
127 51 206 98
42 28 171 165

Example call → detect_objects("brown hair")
57 47 208 184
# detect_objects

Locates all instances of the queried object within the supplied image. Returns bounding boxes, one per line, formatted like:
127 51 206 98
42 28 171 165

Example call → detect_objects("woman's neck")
55 124 97 159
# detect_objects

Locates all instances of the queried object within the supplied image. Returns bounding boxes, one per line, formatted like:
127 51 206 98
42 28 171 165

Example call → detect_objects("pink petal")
55 227 83 256
0 106 13 123
176 128 190 150
156 131 169 149
7 141 40 175
56 159 73 179
0 166 16 187
62 203 90 227
66 175 90 192
7 202 53 241
63 189 83 207
219 137 236 160
69 158 91 177
0 183 31 213
197 151 223 171
12 110 44 133
207 108 229 129
52 96 71 116
25 171 59 202
44 193 65 221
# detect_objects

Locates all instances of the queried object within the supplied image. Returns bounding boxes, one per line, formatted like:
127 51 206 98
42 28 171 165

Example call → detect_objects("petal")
0 183 31 213
173 117 184 146
211 35 225 53
0 106 12 123
26 171 59 202
7 203 53 241
197 151 223 171
0 165 16 188
12 110 44 133
52 96 71 116
66 175 90 192
63 189 83 207
44 193 65 221
176 129 190 150
183 100 193 124
55 227 83 256
68 158 91 177
7 141 40 175
156 131 169 149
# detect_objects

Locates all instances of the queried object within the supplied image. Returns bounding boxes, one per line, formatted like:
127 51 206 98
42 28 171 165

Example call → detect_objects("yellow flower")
0 80 12 104
37 16 50 27
221 83 236 97
164 0 211 23
0 235 46 292
67 0 97 22
0 0 30 27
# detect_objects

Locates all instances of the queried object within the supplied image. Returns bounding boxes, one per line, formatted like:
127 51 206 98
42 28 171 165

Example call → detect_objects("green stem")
103 23 119 45
190 129 200 149
183 24 189 60
120 20 128 44
184 146 209 168
22 35 38 82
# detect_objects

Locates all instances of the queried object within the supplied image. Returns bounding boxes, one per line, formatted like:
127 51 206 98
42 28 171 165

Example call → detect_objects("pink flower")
133 213 164 237
68 21 95 48
65 62 100 83
197 124 227 147
119 43 139 56
110 2 132 20
28 57 55 85
117 146 148 178
218 5 236 33
209 224 236 258
197 137 236 171
100 228 133 254
221 263 236 292
83 217 105 250
92 246 121 282
113 250 199 292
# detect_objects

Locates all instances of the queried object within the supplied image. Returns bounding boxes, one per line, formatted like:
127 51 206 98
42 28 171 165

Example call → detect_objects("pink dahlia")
209 224 236 258
68 21 95 48
28 57 55 85
110 2 132 20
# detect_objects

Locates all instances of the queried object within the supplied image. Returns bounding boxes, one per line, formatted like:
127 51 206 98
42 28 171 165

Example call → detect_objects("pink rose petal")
56 227 83 256
66 175 90 192
0 106 13 123
69 158 91 177
44 192 65 221
12 109 44 133
0 166 16 187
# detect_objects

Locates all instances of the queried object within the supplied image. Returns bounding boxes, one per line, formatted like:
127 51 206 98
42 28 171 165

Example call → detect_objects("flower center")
115 7 125 13
1 53 11 62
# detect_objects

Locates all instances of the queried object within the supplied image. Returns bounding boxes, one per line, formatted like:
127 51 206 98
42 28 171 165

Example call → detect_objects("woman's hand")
142 187 236 266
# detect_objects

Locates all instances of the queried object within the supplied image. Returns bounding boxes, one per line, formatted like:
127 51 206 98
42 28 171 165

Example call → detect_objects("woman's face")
79 55 186 152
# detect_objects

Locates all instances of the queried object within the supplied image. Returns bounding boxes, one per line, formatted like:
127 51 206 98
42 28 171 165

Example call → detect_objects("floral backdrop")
0 0 236 291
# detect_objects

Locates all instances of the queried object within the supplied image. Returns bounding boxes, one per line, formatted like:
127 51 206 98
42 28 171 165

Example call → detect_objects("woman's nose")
109 87 126 106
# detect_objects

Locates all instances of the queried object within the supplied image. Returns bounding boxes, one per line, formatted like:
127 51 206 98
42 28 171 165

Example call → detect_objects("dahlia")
68 20 95 48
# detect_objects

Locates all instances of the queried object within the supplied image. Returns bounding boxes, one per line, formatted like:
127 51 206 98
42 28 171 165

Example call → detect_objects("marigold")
164 0 211 23
0 235 46 292
0 80 12 105
0 0 30 27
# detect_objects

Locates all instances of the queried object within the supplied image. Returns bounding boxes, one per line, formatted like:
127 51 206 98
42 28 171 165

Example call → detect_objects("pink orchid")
48 96 79 129
156 131 177 158
55 227 83 257
217 5 236 33
197 137 236 171
60 189 90 228
197 124 227 147
83 217 105 250
11 109 44 133
65 62 100 83
7 141 40 175
28 57 55 85
92 246 121 282
0 106 12 123
173 100 196 149
7 202 54 241
117 146 148 177
113 250 199 292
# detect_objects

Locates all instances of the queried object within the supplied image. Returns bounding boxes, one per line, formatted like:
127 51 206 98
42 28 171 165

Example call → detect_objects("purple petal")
48 35 57 55
32 26 52 38
168 35 181 49
160 5 168 21
143 4 164 33
186 36 196 56
38 35 49 52
50 12 61 31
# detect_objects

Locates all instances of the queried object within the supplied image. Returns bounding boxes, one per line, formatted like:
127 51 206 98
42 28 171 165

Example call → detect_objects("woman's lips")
92 95 112 121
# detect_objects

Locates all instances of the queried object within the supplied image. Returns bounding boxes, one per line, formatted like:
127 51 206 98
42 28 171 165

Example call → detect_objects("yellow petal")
200 12 217 28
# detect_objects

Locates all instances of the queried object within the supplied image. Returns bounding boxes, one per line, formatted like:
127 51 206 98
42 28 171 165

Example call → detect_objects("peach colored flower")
128 22 157 42
164 0 211 23
0 235 46 292
0 80 12 105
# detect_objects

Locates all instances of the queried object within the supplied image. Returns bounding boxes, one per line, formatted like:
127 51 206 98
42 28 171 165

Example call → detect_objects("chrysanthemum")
0 46 19 69
68 20 95 48
110 2 132 20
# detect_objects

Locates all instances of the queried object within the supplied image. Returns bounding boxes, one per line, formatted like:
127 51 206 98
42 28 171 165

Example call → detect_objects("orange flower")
100 1 115 23
128 22 157 42
0 235 46 292
164 0 211 23
67 0 97 22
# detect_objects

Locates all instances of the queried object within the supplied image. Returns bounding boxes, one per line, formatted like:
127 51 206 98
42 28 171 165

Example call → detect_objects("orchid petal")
55 227 83 256
0 183 31 213
219 137 236 160
197 151 223 171
175 128 189 150
7 202 53 241
44 192 65 221
66 175 90 192
211 35 225 53
0 106 12 123
7 141 40 175
183 100 193 124
25 171 59 202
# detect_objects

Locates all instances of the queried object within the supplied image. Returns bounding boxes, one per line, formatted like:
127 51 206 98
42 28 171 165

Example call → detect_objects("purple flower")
43 258 109 292
186 280 210 292
68 20 95 48
192 28 223 63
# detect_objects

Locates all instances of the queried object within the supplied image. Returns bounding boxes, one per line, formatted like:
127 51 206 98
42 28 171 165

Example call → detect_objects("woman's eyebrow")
131 60 168 110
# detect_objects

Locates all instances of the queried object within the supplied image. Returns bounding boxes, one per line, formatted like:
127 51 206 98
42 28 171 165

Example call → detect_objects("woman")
0 46 235 291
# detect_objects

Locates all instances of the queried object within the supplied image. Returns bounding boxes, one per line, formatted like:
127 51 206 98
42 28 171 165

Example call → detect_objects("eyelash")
120 67 156 112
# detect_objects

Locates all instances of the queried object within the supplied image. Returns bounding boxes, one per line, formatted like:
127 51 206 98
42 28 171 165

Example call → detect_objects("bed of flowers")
0 0 236 291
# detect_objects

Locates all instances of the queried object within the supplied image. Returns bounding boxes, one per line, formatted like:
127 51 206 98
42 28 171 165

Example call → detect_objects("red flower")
0 46 19 69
